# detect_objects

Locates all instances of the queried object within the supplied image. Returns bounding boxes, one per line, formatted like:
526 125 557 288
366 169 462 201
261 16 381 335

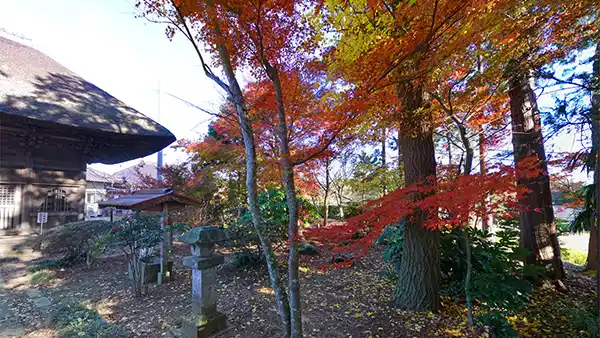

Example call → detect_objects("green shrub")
562 248 587 266
318 203 360 220
378 263 397 283
102 214 163 297
440 223 536 313
476 312 518 338
298 242 319 255
27 259 63 273
225 188 319 251
0 257 17 264
30 270 56 285
378 215 535 327
342 201 362 219
230 249 264 269
566 306 599 337
555 218 571 234
53 301 125 338
25 220 114 266
376 221 404 274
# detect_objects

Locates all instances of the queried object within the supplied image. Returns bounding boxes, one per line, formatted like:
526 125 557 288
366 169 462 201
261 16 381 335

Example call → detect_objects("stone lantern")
179 226 228 338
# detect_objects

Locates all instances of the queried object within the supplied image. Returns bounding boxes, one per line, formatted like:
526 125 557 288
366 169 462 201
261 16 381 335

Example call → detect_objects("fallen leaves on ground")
0 243 596 337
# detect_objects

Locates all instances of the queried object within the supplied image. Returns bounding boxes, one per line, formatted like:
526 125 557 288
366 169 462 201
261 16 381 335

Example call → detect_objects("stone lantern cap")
180 226 227 246
181 226 227 270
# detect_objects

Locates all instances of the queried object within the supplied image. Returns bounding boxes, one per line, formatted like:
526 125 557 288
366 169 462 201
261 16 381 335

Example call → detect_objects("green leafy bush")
555 218 571 234
318 203 361 220
341 201 362 219
476 312 518 338
102 214 163 297
53 301 125 338
377 216 535 332
565 305 599 337
27 258 63 273
0 257 17 264
25 220 114 266
376 221 404 274
562 248 587 266
225 188 318 251
440 224 536 312
30 270 56 285
377 263 397 283
230 249 265 269
298 241 319 255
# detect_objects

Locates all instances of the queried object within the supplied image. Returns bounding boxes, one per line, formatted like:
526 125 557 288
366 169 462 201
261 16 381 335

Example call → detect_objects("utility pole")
157 78 164 184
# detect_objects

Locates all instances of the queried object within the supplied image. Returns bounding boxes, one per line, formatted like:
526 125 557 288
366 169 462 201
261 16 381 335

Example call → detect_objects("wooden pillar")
158 203 170 284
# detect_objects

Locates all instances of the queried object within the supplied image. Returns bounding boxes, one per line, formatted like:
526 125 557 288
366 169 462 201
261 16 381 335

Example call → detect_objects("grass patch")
27 259 63 273
562 248 587 266
53 301 125 338
30 270 56 285
0 257 17 263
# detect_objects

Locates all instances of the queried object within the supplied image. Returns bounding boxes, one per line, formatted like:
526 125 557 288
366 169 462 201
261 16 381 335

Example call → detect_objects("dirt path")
0 236 55 338
0 286 26 338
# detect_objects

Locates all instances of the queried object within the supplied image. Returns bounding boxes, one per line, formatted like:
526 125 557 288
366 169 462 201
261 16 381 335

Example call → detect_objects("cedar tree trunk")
394 81 441 311
507 64 564 279
397 129 403 170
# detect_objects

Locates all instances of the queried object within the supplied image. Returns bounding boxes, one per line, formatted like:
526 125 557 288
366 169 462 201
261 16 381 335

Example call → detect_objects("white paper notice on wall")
37 212 48 224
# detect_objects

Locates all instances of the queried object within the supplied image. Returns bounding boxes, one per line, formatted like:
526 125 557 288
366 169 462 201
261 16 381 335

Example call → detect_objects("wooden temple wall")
0 124 86 234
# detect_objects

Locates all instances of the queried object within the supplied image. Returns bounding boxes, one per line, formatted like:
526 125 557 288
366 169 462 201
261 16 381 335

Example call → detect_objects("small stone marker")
179 226 228 338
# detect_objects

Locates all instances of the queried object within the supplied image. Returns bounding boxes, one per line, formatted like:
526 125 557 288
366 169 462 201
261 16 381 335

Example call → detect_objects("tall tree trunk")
323 157 330 227
589 46 598 272
381 129 388 195
461 228 474 325
335 183 345 219
268 65 302 338
479 130 490 231
591 43 600 317
381 130 387 167
587 224 598 270
212 21 291 336
457 124 473 175
397 129 403 170
507 63 565 279
394 81 440 311
447 134 453 165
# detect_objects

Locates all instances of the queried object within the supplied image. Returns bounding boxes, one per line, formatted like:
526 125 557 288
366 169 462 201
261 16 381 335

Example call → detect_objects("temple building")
0 36 175 234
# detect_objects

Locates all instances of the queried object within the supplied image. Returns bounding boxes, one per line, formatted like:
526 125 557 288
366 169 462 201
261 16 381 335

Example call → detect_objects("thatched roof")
0 36 176 163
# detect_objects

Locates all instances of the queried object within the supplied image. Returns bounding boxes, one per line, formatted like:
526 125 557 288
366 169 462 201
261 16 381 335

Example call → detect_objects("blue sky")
0 0 592 182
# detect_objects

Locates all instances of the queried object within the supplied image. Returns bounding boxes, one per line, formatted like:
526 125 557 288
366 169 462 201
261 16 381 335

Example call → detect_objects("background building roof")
86 167 112 183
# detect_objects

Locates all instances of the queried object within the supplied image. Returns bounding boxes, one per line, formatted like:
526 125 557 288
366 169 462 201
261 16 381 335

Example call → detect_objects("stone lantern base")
177 226 230 338
180 311 227 338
